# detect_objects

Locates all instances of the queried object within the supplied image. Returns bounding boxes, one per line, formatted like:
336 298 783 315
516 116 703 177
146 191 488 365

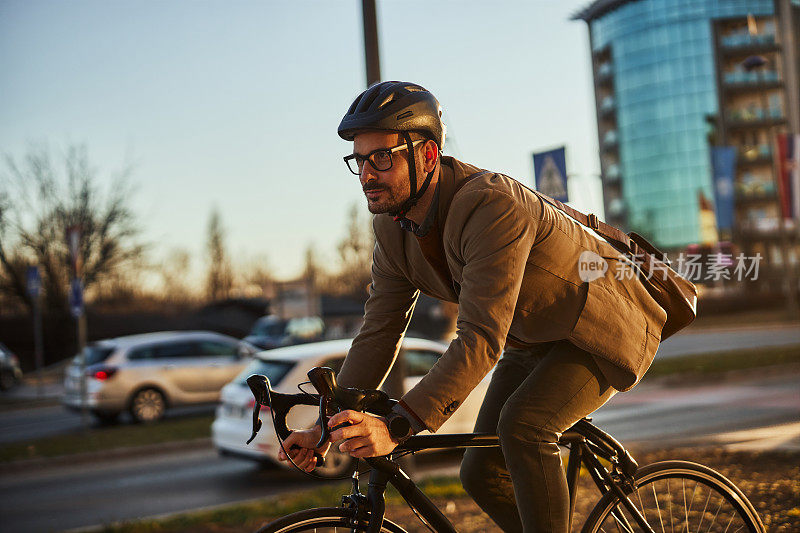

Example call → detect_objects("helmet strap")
390 132 434 218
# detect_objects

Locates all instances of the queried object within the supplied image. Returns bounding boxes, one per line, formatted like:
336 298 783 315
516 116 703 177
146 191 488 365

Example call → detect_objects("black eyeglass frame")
343 139 424 175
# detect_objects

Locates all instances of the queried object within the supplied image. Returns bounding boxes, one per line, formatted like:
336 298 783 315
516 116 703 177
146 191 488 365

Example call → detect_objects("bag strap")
532 189 670 264
413 170 491 292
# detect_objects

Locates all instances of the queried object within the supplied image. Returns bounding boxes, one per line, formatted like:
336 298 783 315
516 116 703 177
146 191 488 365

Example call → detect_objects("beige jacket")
337 156 666 432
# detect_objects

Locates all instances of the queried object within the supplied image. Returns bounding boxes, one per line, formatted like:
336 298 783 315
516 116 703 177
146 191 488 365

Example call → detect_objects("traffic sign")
26 266 41 299
69 278 84 318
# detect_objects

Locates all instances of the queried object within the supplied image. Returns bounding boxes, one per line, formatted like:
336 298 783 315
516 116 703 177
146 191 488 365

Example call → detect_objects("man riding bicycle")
279 81 667 533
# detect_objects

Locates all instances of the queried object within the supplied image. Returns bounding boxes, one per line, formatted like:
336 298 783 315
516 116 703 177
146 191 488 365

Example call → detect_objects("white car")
63 331 255 423
212 337 493 478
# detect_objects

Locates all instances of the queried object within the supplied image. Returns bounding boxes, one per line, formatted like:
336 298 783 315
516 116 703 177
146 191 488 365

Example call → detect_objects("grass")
0 413 213 463
91 476 467 533
87 448 800 533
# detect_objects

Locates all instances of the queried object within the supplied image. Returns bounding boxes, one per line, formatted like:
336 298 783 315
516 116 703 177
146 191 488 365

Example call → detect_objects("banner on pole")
533 147 569 202
710 146 736 232
776 133 800 220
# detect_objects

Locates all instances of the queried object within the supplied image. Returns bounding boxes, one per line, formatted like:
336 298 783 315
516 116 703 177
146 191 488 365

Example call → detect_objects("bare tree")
160 247 195 304
236 254 274 299
329 204 374 298
0 144 145 313
205 208 233 301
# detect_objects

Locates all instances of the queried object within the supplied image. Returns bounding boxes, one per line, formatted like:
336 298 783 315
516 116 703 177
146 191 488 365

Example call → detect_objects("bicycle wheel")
256 507 409 533
582 460 764 533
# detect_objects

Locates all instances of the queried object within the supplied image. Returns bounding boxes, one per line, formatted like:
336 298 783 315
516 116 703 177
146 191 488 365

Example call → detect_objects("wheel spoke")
585 463 761 533
652 482 665 533
696 485 712 533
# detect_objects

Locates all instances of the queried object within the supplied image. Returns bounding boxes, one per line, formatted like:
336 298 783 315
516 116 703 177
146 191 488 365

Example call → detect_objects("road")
0 403 215 445
657 323 799 358
0 368 797 532
1 324 797 445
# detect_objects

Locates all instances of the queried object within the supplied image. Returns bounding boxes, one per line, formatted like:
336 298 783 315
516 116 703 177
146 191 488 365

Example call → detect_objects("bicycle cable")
267 381 358 481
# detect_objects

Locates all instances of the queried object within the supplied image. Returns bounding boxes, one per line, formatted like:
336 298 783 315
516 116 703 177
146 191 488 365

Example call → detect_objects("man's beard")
363 185 407 214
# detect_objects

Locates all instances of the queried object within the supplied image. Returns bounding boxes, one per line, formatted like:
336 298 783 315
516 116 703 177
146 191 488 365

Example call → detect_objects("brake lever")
245 374 270 445
246 403 262 445
315 395 332 448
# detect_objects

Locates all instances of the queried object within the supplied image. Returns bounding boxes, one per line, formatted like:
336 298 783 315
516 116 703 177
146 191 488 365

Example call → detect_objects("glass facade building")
574 0 783 249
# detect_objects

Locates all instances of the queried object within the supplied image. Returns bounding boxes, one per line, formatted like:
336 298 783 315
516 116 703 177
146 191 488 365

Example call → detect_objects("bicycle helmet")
338 81 446 217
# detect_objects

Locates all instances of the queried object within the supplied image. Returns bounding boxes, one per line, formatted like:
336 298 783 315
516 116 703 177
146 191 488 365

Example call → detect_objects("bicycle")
245 367 765 532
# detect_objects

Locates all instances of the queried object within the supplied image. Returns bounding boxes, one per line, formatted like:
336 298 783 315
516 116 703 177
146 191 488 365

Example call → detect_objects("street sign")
67 225 82 277
69 278 84 318
533 146 569 202
26 266 41 299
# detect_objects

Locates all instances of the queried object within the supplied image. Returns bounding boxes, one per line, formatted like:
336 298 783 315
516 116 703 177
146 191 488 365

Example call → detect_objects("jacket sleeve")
336 224 419 391
400 186 536 431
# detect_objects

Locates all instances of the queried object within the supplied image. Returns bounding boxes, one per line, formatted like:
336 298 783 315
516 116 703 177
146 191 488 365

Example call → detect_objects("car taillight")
87 367 117 380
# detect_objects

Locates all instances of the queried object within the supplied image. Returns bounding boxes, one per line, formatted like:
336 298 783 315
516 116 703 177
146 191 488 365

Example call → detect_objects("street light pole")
361 0 381 86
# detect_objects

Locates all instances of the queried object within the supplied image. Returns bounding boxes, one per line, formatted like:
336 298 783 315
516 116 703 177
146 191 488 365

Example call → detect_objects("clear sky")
0 0 602 280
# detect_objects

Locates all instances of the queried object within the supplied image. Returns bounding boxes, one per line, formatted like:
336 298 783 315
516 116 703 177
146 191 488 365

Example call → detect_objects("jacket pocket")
569 279 648 389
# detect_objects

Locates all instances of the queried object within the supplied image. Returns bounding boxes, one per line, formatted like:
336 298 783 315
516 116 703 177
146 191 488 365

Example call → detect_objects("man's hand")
328 410 399 458
277 425 331 472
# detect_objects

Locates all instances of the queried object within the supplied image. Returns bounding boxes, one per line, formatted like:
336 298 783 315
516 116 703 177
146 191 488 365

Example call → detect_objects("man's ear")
422 139 438 173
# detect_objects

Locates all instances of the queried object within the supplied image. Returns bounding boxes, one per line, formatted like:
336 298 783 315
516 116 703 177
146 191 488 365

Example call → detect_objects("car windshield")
250 321 286 337
234 359 296 387
84 344 115 365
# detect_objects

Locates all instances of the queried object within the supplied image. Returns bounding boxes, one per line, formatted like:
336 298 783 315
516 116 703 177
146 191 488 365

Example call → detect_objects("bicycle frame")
245 371 655 533
351 420 651 533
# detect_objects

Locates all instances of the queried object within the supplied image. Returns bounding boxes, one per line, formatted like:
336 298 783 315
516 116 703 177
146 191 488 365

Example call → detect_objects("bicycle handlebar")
245 367 397 447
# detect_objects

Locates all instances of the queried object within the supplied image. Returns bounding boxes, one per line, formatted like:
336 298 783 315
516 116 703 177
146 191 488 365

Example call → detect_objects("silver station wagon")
63 331 255 423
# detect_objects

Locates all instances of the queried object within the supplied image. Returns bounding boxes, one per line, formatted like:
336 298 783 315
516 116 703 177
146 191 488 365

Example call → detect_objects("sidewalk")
0 380 63 409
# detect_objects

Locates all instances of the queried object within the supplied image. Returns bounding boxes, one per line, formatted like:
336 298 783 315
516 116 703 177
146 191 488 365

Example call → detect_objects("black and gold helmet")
338 81 445 149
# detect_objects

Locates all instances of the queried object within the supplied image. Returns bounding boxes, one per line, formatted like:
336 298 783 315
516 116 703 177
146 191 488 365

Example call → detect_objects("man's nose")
360 166 379 186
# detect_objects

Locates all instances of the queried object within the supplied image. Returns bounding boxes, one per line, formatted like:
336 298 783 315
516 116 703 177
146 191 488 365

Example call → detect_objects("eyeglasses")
343 140 424 175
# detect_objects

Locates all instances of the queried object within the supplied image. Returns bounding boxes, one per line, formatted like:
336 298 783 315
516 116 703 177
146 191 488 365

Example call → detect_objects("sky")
0 0 603 281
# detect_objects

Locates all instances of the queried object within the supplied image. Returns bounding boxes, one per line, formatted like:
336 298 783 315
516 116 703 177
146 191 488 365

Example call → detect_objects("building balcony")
720 32 775 48
604 163 620 182
734 189 778 204
719 33 778 56
602 130 618 151
722 71 781 93
726 108 785 129
599 96 615 117
597 62 613 84
607 197 626 217
734 220 783 240
737 144 772 167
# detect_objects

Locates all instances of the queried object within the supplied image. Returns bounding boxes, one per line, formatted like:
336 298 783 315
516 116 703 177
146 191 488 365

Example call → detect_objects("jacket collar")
436 156 484 226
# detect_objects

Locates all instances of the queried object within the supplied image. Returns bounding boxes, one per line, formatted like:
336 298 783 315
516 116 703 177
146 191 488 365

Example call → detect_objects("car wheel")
314 447 356 479
130 388 166 423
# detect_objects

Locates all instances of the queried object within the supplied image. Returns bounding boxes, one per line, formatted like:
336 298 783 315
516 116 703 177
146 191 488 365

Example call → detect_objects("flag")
776 133 800 220
533 147 568 202
710 146 736 232
698 190 719 245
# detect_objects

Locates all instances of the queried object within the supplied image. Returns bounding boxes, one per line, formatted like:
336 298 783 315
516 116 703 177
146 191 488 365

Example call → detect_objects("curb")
1 437 213 474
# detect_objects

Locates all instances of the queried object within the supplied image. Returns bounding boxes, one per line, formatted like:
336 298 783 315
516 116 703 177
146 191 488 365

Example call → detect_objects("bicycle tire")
255 506 409 533
582 460 765 533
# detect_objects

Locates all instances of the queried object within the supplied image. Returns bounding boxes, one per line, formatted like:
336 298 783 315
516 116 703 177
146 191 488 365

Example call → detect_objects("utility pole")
26 266 45 398
67 225 89 429
358 2 412 473
361 0 381 86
